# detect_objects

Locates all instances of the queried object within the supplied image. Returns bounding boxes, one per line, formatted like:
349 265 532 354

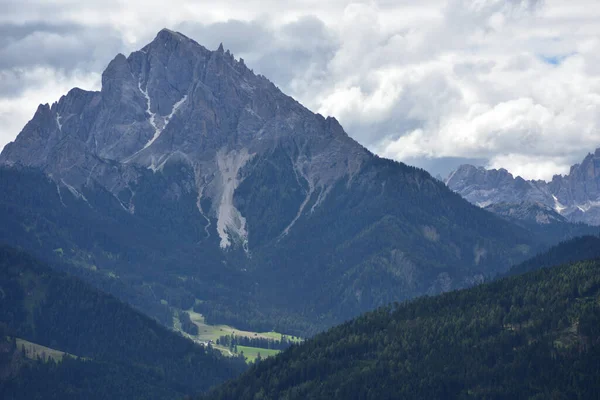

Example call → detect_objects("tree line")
216 334 295 351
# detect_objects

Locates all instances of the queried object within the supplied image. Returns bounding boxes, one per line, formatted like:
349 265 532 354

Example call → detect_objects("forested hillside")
2 163 596 339
0 247 246 399
204 258 600 399
507 234 600 276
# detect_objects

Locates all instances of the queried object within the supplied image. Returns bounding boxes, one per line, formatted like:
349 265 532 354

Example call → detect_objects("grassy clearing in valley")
237 346 280 363
181 310 303 363
186 310 302 343
259 331 303 343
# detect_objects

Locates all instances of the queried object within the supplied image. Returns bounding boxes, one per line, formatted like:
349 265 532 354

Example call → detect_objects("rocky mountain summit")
1 29 366 251
446 149 600 225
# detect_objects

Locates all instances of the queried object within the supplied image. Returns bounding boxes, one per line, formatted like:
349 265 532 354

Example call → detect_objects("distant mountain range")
0 29 593 338
446 149 600 225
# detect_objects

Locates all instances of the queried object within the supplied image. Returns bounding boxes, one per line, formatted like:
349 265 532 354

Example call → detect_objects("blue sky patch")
539 53 576 65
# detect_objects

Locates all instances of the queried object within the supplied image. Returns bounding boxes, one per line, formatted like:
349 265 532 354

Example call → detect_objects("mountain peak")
155 28 192 44
139 28 207 59
102 53 129 81
0 28 371 250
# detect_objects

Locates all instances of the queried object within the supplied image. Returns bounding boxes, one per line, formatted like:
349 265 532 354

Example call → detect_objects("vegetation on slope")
507 234 600 276
204 258 600 400
1 162 597 339
0 246 246 399
0 165 317 336
227 152 599 334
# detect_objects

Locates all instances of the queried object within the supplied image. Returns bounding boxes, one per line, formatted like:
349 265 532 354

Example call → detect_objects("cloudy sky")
1 0 600 180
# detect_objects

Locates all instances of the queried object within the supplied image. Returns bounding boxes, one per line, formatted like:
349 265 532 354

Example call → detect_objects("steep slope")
237 156 545 327
446 149 600 225
0 29 571 336
0 165 246 328
0 28 367 252
0 246 246 399
204 259 600 400
0 160 546 336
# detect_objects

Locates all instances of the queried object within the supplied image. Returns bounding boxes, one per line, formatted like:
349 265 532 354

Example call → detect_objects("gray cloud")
0 22 125 71
0 21 124 106
175 16 338 98
406 156 489 179
175 19 273 55
0 21 81 41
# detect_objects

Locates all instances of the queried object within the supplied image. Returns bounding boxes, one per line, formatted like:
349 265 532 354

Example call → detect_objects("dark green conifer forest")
204 243 600 400
0 247 246 399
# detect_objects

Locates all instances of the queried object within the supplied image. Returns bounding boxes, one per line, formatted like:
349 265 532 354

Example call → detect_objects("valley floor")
175 309 302 363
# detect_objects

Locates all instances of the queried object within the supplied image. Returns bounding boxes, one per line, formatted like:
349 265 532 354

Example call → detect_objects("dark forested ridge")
204 258 600 400
0 246 246 399
0 165 249 328
237 154 598 333
0 165 320 336
507 234 600 276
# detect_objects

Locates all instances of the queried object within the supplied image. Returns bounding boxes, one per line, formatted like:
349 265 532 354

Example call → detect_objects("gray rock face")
445 165 552 208
1 29 368 250
445 150 600 225
484 202 567 225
